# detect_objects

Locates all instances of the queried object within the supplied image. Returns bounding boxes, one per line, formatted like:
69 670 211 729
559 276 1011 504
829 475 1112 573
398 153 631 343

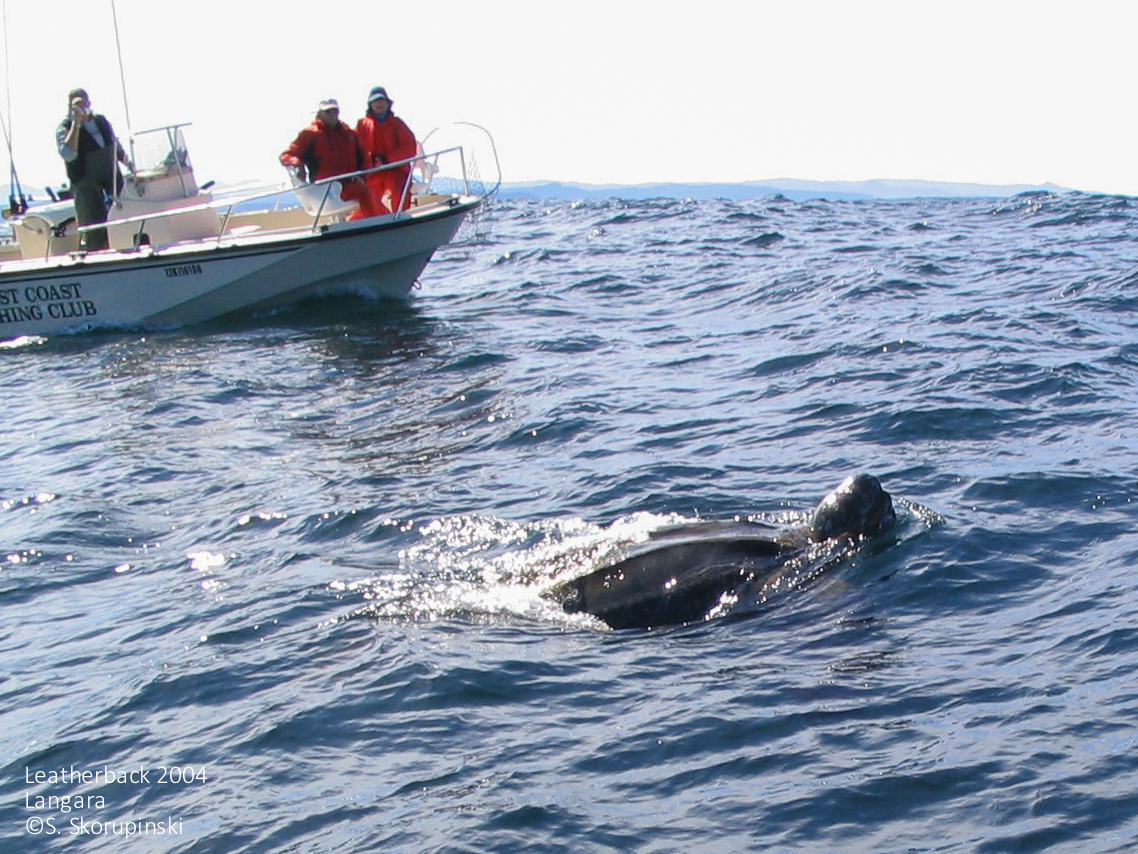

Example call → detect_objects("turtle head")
810 474 896 542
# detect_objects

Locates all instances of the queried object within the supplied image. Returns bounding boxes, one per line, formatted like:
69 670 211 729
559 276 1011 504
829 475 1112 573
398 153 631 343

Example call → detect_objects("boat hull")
0 196 476 337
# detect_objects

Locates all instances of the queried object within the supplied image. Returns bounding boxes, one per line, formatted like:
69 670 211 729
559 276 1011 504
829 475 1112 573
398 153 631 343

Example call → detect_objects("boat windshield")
130 124 195 194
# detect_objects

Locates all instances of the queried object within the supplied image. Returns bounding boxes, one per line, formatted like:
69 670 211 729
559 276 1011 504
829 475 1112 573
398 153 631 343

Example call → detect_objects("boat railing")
76 143 479 250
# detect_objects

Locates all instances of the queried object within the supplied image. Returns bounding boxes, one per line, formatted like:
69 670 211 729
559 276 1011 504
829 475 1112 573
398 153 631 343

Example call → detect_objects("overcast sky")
4 0 1136 194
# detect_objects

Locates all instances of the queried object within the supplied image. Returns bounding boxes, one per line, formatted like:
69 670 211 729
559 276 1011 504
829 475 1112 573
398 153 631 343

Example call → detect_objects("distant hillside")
2 177 1073 207
498 178 1070 202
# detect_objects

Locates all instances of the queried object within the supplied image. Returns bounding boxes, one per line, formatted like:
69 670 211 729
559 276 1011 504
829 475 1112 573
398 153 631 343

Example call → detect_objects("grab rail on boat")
75 143 479 249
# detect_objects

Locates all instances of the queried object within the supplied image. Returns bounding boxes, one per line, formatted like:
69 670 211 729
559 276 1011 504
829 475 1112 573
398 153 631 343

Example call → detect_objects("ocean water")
1 191 1137 853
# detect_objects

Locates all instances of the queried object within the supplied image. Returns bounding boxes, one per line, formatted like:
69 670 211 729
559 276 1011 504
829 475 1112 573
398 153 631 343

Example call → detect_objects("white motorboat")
0 123 495 338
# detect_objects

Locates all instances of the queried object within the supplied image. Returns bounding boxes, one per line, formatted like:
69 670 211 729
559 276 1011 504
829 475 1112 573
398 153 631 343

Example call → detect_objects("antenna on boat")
0 0 26 217
110 0 135 165
109 0 135 208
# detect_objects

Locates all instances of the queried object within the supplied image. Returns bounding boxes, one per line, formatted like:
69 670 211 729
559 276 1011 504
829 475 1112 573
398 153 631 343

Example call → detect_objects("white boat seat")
287 170 359 219
19 212 76 238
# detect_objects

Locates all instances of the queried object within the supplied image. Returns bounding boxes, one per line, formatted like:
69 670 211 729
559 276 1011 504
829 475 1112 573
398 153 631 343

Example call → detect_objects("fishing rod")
0 0 26 217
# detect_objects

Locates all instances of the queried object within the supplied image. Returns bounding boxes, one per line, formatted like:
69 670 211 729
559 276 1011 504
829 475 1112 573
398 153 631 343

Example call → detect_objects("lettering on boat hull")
164 264 202 278
0 283 98 325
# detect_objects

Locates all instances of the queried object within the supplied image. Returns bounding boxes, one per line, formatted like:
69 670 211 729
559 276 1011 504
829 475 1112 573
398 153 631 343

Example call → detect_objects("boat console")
107 124 221 249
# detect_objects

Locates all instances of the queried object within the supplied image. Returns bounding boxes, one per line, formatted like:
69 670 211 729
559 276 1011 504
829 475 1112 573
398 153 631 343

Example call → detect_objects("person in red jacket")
355 86 418 214
280 99 376 219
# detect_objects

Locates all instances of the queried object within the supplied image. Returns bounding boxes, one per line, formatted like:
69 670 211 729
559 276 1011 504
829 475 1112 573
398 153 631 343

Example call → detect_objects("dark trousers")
71 144 116 250
72 181 109 251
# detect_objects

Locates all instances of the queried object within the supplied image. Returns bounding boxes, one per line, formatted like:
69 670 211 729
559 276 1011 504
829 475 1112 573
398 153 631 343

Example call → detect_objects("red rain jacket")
356 112 417 212
280 119 365 181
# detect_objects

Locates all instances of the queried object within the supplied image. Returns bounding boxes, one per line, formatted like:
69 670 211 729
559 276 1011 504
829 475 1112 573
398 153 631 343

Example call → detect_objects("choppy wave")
1 191 1137 852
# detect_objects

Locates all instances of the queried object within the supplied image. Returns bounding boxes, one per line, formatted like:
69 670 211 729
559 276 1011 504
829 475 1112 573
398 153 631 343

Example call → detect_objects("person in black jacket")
55 88 128 250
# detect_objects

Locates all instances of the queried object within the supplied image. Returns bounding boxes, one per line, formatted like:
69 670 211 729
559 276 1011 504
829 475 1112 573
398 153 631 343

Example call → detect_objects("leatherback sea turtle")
550 473 896 629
